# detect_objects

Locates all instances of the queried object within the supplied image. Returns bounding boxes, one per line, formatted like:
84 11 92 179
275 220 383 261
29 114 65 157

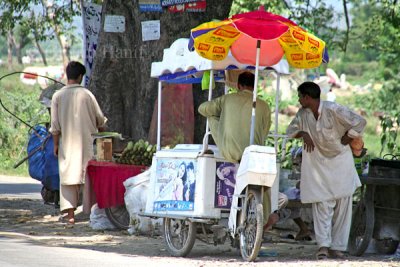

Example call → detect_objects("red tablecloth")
86 160 147 209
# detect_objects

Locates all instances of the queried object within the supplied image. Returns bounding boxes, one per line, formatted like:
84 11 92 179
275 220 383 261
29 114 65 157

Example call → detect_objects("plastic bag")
124 169 162 235
89 204 116 230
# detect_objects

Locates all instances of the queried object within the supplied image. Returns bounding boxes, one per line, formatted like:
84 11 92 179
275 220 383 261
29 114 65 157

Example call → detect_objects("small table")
85 160 147 229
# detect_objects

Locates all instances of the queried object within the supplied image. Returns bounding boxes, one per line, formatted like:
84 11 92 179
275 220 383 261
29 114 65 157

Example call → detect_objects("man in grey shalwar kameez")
50 61 107 224
286 81 366 260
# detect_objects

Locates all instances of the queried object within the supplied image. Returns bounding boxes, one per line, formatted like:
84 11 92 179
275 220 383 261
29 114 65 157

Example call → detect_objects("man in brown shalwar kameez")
50 61 107 224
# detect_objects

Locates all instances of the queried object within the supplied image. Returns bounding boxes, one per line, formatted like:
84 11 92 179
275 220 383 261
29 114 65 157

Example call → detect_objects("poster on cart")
153 158 197 211
215 162 239 209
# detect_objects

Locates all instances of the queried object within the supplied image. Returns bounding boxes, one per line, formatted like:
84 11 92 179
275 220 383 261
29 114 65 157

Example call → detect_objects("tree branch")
342 0 350 52
281 0 290 10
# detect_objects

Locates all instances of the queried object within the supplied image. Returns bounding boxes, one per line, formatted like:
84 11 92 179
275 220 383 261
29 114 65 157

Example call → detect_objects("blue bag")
27 125 60 191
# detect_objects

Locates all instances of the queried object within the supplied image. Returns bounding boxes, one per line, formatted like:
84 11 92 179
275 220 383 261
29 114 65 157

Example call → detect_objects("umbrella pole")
202 70 214 152
274 73 280 152
249 40 261 145
156 81 162 151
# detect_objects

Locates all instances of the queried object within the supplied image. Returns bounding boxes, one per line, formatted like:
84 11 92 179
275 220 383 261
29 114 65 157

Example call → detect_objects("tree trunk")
15 31 32 65
30 11 48 66
7 31 14 70
89 0 233 143
34 36 48 66
15 44 22 65
55 31 71 69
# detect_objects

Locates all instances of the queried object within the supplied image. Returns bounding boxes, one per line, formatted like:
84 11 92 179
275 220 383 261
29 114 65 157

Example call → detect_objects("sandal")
295 232 312 241
59 215 75 225
328 249 347 259
316 247 329 260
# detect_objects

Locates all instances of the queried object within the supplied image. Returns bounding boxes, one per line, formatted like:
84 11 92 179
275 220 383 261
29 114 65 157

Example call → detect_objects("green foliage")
266 135 302 169
256 88 274 107
349 77 400 156
380 114 400 155
0 1 81 66
0 1 38 33
0 67 49 175
350 0 400 76
330 59 380 81
230 0 287 16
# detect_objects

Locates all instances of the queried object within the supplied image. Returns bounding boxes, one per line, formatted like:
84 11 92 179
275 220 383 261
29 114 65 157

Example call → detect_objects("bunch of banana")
115 139 157 166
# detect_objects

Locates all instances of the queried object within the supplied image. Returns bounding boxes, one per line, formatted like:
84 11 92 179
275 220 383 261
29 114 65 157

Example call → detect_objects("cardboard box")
96 138 113 161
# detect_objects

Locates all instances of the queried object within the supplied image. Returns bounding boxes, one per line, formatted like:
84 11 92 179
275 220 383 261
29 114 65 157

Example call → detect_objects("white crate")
236 145 276 187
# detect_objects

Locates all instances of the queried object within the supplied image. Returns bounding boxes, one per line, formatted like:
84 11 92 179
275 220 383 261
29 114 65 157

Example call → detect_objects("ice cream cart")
140 38 290 261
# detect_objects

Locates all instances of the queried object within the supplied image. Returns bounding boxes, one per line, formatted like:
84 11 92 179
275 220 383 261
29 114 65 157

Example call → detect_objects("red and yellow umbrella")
189 9 329 69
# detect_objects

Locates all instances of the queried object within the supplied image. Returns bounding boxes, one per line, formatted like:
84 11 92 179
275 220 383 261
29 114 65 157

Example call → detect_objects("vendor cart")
139 38 290 261
348 155 400 256
140 9 328 261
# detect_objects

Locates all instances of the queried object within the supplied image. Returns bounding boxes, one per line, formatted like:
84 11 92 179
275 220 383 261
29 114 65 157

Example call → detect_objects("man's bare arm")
294 131 315 153
52 134 60 157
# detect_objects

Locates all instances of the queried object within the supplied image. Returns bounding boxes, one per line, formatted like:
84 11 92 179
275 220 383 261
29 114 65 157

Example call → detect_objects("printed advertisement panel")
161 0 198 7
168 0 206 12
153 158 197 211
139 0 162 12
82 2 102 87
215 162 239 208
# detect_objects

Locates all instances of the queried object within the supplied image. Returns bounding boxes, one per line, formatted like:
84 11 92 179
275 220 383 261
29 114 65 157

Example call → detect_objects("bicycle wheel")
105 204 130 230
348 185 375 256
239 188 263 262
163 217 196 257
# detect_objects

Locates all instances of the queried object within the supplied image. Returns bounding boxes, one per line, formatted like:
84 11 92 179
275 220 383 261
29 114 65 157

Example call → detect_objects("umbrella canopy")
189 10 329 69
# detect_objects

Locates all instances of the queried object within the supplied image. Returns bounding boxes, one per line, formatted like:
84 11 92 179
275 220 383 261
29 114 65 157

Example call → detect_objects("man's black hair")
238 71 255 88
66 61 86 80
187 162 194 171
298 81 321 99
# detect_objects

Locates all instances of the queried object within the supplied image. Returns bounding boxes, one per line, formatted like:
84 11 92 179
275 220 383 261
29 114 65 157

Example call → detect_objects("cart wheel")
348 186 375 256
239 189 263 262
163 218 196 257
105 204 130 230
375 239 399 255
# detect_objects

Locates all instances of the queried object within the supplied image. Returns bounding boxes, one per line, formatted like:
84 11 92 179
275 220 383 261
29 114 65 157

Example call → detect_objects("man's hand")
341 133 353 145
53 144 59 157
299 131 315 152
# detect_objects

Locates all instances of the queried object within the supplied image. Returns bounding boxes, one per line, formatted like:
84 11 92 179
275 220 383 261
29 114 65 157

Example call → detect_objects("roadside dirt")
1 195 399 267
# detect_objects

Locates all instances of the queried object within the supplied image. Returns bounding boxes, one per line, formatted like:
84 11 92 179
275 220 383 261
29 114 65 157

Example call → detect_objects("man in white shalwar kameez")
286 81 366 260
50 61 107 224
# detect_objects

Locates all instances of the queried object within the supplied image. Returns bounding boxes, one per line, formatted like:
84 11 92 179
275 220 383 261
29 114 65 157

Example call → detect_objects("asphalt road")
0 237 178 267
0 175 42 199
0 175 181 267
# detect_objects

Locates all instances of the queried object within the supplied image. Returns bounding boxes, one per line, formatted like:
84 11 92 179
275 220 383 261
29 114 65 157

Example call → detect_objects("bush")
0 68 49 175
